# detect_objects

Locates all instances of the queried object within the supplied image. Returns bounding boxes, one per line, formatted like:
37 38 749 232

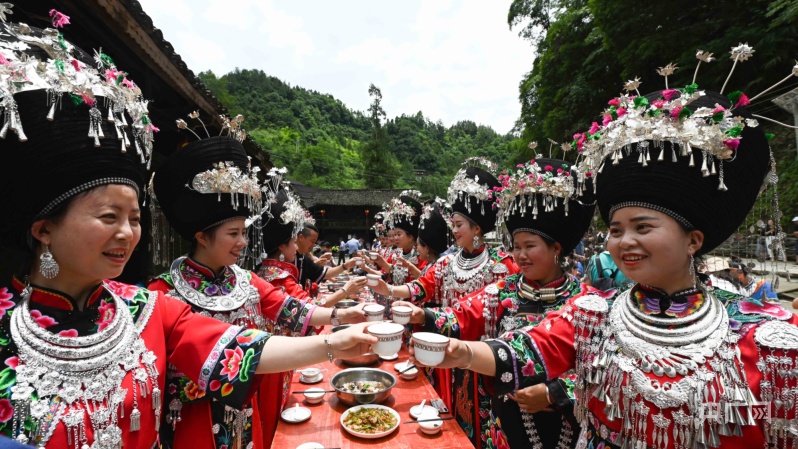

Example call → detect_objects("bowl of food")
330 368 396 405
340 404 400 439
331 325 380 366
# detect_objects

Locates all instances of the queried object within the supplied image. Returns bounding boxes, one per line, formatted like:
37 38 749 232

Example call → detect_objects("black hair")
299 223 319 237
188 221 226 257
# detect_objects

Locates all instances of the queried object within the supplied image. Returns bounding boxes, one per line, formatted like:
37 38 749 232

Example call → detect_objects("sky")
136 0 534 134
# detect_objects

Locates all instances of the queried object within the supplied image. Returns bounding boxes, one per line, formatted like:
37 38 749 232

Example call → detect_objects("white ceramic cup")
391 305 412 325
366 274 380 286
369 251 378 260
412 332 450 366
364 304 385 322
367 322 405 356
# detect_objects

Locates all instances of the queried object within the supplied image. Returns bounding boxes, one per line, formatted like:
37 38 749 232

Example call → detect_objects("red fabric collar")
12 276 105 311
261 258 299 280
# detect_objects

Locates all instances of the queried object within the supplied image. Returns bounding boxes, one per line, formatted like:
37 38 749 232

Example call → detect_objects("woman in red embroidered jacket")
0 14 376 449
369 191 428 299
252 186 371 447
397 158 599 449
257 190 368 307
370 161 519 418
412 68 798 449
148 133 369 449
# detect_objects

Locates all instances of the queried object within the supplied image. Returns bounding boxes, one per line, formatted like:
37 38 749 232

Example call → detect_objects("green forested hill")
198 69 521 197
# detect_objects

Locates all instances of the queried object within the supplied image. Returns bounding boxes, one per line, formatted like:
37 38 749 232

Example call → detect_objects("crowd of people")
0 6 797 449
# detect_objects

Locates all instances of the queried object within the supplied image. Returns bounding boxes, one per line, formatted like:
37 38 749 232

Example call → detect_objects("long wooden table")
271 338 473 448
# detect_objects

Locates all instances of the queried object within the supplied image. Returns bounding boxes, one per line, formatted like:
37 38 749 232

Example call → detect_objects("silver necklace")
171 257 251 311
9 284 160 449
170 257 266 329
391 248 418 285
452 247 489 279
517 276 569 302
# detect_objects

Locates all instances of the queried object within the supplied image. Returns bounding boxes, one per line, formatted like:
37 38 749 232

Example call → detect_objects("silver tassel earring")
554 253 559 266
279 253 285 262
39 245 59 279
473 235 480 250
689 253 696 289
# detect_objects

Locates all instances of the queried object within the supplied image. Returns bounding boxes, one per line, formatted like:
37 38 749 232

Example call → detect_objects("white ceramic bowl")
303 387 326 405
281 405 312 423
296 443 324 449
410 405 440 420
391 305 412 325
399 366 418 380
340 404 401 439
394 361 412 372
299 372 323 384
364 304 385 322
369 252 378 260
366 274 381 286
299 368 321 378
417 411 444 435
367 322 404 356
412 332 450 366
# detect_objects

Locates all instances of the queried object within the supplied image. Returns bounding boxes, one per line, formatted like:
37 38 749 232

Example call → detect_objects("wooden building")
3 1 273 283
291 183 404 244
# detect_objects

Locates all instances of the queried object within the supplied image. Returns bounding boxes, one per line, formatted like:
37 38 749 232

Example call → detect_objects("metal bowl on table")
330 325 379 366
334 300 359 309
330 368 396 405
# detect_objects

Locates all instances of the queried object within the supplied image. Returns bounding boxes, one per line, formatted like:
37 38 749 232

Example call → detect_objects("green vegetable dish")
343 408 398 434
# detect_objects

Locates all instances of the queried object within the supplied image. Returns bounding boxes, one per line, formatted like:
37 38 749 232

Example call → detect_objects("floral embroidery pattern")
0 281 152 438
220 347 244 381
0 289 14 319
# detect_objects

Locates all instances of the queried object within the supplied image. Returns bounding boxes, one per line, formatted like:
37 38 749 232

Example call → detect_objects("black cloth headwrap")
260 189 297 254
0 90 147 250
153 136 251 241
596 90 769 256
418 203 451 255
392 195 423 237
505 158 596 256
451 166 500 233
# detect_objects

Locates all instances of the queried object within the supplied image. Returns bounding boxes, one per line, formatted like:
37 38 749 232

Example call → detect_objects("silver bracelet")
389 285 394 298
545 384 554 405
461 342 474 370
323 334 334 363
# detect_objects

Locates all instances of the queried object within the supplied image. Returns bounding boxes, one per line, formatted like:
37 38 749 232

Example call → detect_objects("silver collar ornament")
169 257 266 330
571 287 770 449
9 284 160 449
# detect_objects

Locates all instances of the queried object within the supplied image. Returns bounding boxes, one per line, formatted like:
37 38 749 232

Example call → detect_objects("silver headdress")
0 8 156 167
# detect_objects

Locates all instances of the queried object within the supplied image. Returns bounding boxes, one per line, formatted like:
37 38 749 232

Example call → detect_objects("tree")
361 84 400 189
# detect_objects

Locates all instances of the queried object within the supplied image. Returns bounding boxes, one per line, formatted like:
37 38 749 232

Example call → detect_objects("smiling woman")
0 8 376 449
147 119 371 449
416 52 798 449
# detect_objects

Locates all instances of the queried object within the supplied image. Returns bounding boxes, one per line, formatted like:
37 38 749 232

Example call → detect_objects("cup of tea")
391 305 412 324
367 322 405 356
412 332 450 366
366 274 381 286
363 304 385 322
